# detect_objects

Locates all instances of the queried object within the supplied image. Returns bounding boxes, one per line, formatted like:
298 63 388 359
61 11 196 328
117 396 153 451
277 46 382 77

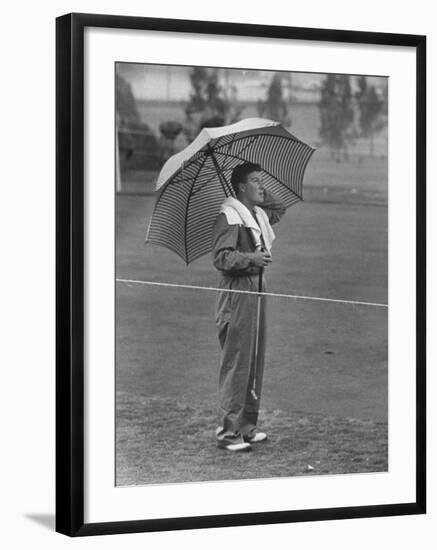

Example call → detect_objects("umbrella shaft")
209 150 234 197
254 296 262 362
252 268 264 398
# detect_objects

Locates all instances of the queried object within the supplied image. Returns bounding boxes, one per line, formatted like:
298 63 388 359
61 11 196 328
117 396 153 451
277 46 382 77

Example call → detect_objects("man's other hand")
249 250 272 268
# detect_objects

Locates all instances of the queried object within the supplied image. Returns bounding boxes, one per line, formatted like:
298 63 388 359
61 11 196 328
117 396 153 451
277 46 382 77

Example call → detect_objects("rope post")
115 126 122 193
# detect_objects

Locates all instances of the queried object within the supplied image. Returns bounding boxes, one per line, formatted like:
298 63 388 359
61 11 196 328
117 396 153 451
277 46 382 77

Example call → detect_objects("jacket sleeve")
211 213 253 273
259 189 287 225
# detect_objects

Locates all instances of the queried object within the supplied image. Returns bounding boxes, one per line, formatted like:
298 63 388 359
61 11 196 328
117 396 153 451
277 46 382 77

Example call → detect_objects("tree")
355 76 385 155
185 67 208 116
204 70 228 122
115 73 141 127
257 72 290 127
115 74 141 160
184 67 229 139
319 74 354 161
159 120 183 158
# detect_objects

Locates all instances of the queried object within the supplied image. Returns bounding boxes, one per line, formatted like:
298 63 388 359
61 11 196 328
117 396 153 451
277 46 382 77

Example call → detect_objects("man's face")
240 171 264 204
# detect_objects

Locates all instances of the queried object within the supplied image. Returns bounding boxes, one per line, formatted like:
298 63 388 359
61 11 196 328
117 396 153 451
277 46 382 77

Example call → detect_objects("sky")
116 63 387 103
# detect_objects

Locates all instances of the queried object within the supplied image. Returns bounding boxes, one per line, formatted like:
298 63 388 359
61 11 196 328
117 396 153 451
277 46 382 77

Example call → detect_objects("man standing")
211 162 286 452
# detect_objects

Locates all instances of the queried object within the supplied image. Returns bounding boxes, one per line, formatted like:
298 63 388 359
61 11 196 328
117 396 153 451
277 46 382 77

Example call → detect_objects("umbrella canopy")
146 118 315 264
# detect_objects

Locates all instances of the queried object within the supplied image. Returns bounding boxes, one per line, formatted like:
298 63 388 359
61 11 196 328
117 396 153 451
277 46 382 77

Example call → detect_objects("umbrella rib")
210 151 234 197
147 155 207 259
214 133 316 199
218 133 237 186
158 151 207 193
190 149 238 198
184 154 208 264
214 133 259 155
213 148 309 201
147 156 202 232
214 135 260 184
146 161 197 242
168 131 259 186
214 128 315 150
190 166 229 197
187 135 252 198
188 135 261 198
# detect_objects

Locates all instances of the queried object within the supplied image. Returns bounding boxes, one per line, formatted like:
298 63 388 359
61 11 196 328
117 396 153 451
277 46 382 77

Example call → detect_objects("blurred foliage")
116 73 166 170
116 73 141 126
184 67 238 140
159 120 183 140
118 129 163 171
159 120 184 160
185 67 228 120
257 72 290 126
355 76 386 155
319 75 355 161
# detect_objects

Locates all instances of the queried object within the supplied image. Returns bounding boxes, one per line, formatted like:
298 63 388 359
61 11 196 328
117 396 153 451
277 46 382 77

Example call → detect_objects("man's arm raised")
259 189 287 225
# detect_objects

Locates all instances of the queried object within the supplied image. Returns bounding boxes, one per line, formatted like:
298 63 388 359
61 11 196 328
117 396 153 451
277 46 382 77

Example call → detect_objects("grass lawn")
116 392 388 485
115 156 388 485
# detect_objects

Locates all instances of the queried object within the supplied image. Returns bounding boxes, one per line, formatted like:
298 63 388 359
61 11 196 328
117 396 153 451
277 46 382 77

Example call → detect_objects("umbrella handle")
258 267 264 293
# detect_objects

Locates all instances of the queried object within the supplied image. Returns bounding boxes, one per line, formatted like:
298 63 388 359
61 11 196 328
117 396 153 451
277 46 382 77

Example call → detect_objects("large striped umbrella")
146 118 315 264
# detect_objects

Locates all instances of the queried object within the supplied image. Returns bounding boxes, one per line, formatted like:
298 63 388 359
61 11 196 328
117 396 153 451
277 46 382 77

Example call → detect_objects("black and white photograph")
115 63 389 485
2 0 433 546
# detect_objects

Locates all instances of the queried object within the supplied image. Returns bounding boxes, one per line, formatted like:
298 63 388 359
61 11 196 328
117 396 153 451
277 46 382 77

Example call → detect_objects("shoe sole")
217 443 252 452
244 435 268 444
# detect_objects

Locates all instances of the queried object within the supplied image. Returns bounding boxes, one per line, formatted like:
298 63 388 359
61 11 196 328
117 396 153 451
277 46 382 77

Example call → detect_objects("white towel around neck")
220 196 275 252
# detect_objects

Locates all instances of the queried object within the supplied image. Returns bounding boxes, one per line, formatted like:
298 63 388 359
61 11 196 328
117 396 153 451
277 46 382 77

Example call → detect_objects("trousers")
215 273 266 445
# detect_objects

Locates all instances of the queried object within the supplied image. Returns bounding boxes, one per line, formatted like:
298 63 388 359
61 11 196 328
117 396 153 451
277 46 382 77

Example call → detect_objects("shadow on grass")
116 392 388 486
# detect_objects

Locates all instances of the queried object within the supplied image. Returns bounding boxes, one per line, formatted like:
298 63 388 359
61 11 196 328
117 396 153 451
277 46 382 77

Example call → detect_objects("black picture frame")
56 12 426 537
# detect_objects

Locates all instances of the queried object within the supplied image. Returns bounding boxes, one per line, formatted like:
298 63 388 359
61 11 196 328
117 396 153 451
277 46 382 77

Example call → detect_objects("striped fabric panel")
147 155 234 263
186 179 227 263
214 133 314 205
146 157 205 262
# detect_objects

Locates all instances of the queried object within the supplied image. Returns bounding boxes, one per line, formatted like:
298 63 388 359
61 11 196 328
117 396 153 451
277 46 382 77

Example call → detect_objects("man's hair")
230 162 262 196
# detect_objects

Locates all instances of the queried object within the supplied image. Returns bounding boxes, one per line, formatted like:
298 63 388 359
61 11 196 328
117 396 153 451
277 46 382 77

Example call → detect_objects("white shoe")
218 441 252 452
245 432 268 443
